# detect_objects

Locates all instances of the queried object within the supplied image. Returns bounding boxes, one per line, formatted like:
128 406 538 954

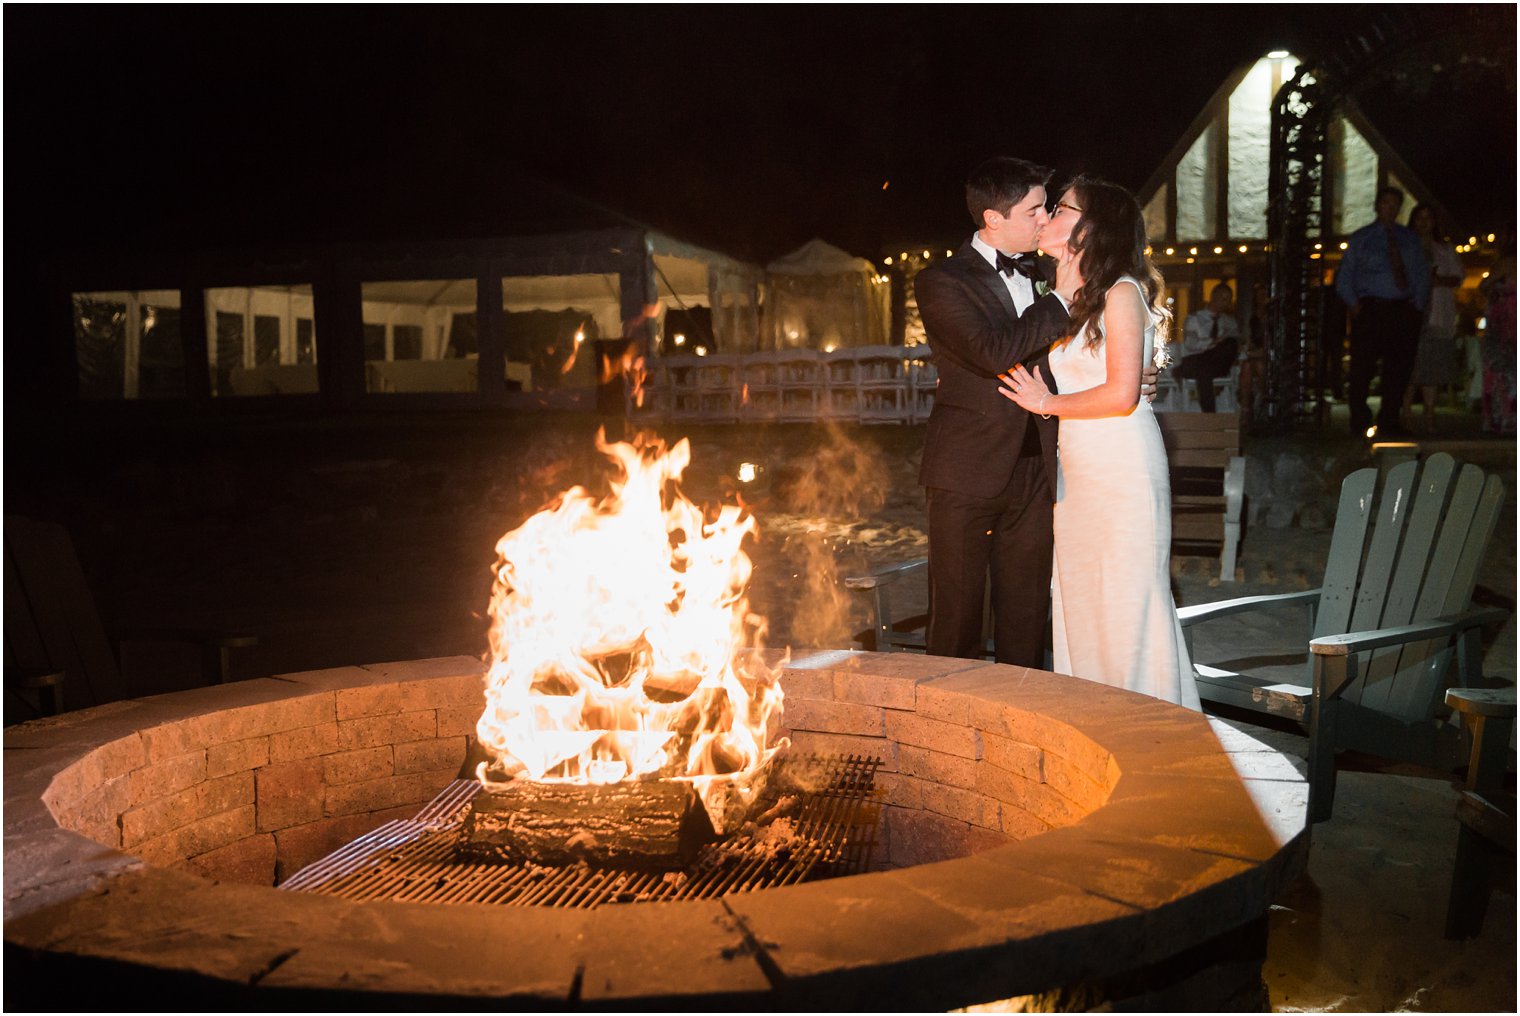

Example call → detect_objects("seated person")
1172 283 1240 412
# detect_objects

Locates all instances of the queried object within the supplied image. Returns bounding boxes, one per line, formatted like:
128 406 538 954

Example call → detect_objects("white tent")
764 239 890 351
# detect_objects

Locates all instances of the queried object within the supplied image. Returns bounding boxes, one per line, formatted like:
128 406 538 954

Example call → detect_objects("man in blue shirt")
1335 186 1430 438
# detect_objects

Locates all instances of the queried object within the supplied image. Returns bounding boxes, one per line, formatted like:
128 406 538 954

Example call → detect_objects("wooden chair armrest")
1309 608 1510 657
1445 686 1518 719
1177 588 1320 627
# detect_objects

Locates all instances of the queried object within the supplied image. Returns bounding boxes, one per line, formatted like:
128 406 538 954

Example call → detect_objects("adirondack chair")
1180 452 1508 823
1443 686 1516 939
5 515 258 722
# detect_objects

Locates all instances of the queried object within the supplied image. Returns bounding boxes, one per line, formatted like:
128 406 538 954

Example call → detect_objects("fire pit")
4 651 1306 1010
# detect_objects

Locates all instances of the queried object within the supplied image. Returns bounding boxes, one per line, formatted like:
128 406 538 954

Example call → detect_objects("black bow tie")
996 251 1043 281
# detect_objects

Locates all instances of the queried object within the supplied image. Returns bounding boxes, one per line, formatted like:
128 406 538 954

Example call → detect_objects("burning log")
457 778 718 870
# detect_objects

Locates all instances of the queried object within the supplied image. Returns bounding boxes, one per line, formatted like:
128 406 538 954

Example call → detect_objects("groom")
914 157 1077 667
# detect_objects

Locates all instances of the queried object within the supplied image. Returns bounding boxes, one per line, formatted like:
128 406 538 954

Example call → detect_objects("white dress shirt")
1180 309 1241 355
971 233 1036 314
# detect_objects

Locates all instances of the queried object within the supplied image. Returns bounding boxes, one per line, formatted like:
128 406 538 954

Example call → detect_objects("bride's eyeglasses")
1052 200 1083 215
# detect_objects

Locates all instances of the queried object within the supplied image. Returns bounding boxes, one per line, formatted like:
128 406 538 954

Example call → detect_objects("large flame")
475 430 786 830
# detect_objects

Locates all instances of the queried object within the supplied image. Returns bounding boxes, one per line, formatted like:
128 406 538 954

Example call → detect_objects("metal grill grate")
280 754 882 909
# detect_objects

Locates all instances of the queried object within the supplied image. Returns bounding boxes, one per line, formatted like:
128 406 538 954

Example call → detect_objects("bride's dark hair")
1062 175 1171 352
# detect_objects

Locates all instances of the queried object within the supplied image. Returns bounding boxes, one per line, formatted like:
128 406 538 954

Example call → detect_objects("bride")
999 176 1200 710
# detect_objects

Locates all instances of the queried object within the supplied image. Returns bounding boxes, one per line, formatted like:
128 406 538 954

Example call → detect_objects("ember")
474 431 787 834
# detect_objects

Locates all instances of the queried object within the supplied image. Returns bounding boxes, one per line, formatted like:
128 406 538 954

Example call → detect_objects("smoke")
769 425 890 649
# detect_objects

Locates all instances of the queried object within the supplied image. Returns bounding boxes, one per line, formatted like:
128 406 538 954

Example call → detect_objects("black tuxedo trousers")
914 244 1071 665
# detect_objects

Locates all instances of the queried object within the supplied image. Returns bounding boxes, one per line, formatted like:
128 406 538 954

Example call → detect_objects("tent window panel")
363 324 386 361
296 319 316 364
446 313 477 358
72 291 186 400
213 312 245 397
660 307 713 356
72 295 126 400
360 278 479 393
139 305 184 398
204 284 316 396
254 315 281 366
393 325 423 361
501 309 597 392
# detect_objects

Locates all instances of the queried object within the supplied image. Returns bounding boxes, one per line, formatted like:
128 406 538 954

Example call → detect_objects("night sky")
5 6 1515 269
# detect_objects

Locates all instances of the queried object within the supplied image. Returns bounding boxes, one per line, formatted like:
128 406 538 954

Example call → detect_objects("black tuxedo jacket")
914 242 1071 498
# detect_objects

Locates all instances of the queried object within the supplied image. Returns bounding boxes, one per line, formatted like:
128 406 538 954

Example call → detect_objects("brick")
887 807 974 867
121 772 255 847
139 719 211 764
918 780 986 825
323 746 394 786
873 770 922 810
128 750 207 806
437 706 479 738
784 731 896 769
183 832 277 886
998 801 1054 841
885 711 980 759
273 805 417 883
1019 783 1089 829
896 744 978 791
915 681 971 725
982 732 1044 782
775 666 835 700
53 774 132 847
1043 753 1111 810
833 669 918 710
219 695 338 741
783 698 884 737
394 738 467 776
133 804 256 866
269 723 339 762
335 677 479 721
323 769 453 818
206 737 270 778
975 763 1041 812
336 710 437 751
256 759 326 832
43 736 146 812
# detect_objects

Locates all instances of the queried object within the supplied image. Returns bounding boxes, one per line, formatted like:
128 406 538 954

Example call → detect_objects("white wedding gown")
1047 277 1201 710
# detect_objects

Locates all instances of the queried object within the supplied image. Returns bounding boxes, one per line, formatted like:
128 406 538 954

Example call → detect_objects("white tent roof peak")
767 239 877 276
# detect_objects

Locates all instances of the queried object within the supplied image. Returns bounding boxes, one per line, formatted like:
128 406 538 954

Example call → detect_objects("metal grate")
280 754 882 909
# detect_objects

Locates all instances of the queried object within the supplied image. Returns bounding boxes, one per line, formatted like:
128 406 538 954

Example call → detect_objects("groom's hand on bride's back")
1140 363 1158 402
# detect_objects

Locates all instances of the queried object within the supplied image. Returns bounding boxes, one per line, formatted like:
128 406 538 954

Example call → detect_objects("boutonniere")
1035 279 1051 297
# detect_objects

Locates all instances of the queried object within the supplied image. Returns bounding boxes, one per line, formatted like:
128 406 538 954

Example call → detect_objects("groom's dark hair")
965 157 1052 227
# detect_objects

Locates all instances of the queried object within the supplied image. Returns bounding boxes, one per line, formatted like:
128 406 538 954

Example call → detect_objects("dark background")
5 5 1514 270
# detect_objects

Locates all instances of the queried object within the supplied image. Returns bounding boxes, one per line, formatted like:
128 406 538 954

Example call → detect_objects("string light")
922 249 931 258
1339 242 1349 250
884 256 893 266
1469 236 1478 246
1165 247 1175 256
1212 246 1223 254
1189 247 1198 255
1313 242 1323 250
1238 245 1248 253
1487 233 1496 243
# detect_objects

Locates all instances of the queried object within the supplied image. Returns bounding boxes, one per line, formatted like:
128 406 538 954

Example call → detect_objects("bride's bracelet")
1039 394 1052 419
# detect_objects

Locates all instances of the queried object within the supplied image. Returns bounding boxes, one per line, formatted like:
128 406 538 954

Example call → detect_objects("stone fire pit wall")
5 652 1305 1011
